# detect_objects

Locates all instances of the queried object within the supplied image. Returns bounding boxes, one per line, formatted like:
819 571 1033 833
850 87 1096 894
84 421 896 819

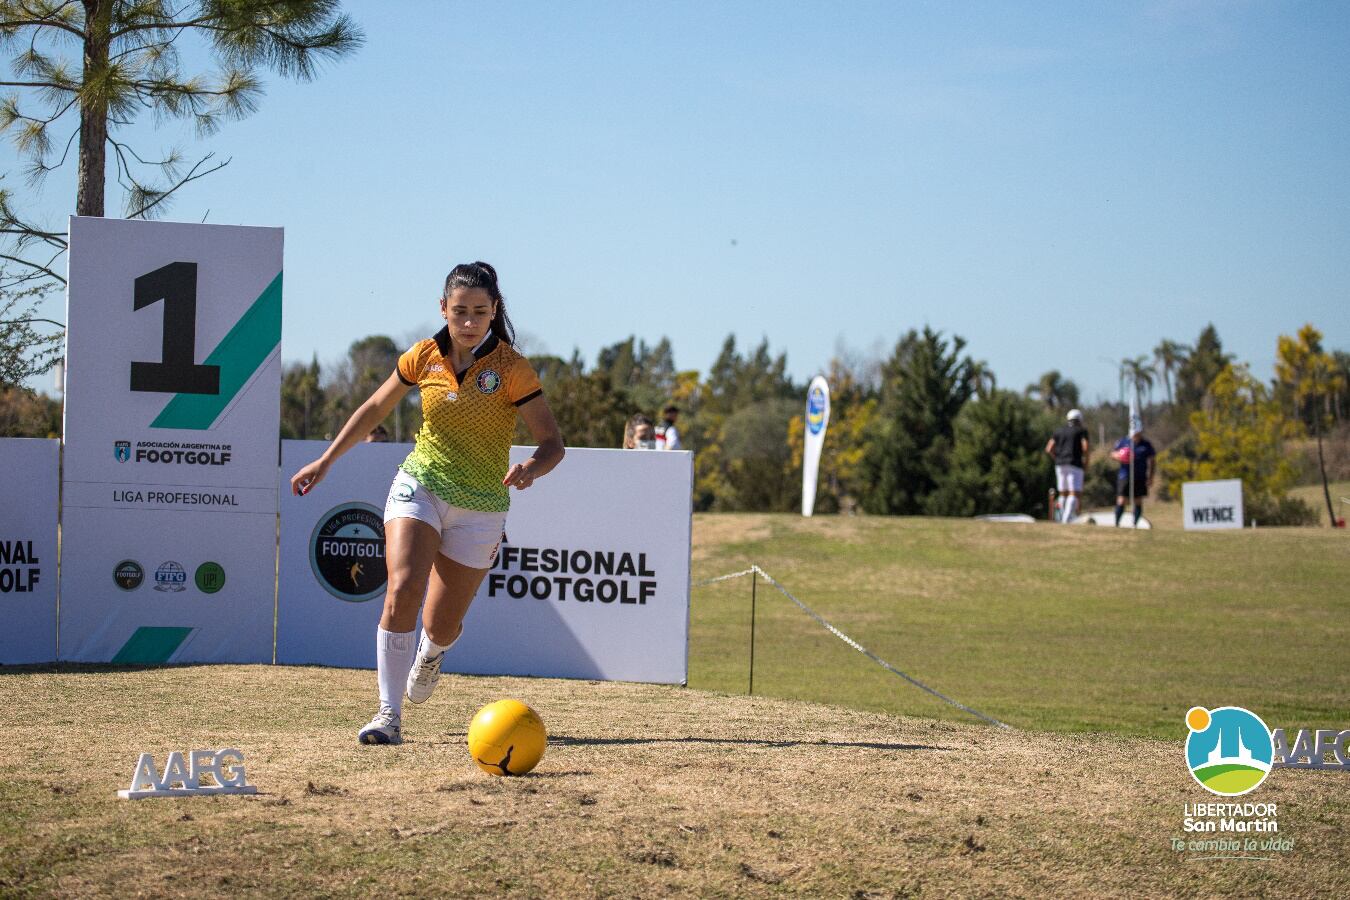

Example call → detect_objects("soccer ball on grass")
467 699 547 776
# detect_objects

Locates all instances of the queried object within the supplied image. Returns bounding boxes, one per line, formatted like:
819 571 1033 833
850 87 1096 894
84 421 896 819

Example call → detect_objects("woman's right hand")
290 458 330 496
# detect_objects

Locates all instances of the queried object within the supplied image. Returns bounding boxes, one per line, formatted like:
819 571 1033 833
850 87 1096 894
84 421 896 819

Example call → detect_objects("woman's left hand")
503 463 536 490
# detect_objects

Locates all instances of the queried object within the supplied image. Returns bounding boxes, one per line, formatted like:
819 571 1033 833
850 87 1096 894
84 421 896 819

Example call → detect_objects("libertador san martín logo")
1186 706 1275 796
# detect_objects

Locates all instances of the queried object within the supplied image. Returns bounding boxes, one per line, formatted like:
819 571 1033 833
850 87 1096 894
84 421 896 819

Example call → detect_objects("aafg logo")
476 369 501 395
1186 706 1274 796
806 384 827 435
114 440 131 462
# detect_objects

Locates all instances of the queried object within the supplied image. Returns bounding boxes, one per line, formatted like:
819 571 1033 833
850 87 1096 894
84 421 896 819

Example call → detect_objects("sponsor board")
59 217 282 662
1182 479 1244 530
0 438 60 664
277 442 692 684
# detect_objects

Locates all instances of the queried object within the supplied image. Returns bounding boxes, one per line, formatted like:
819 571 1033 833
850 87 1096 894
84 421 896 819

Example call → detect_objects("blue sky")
7 0 1348 401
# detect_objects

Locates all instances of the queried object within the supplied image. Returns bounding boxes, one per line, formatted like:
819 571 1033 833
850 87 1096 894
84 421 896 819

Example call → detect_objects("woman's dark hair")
443 261 514 345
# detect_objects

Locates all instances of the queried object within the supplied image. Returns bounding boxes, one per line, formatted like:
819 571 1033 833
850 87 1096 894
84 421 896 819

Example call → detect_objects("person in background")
655 405 681 450
365 424 389 442
1045 409 1089 523
623 414 656 449
1112 426 1156 527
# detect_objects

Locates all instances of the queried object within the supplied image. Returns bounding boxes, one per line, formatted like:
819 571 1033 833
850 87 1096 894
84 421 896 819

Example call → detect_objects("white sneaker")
405 640 446 705
358 706 402 745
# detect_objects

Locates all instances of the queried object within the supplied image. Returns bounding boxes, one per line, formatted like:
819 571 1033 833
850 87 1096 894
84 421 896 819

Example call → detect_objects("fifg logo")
154 561 188 593
1186 706 1274 796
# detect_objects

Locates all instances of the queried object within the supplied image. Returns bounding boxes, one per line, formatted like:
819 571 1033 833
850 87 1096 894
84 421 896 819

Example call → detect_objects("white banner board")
276 440 411 665
60 217 283 663
1183 479 1244 530
278 442 692 684
0 438 59 663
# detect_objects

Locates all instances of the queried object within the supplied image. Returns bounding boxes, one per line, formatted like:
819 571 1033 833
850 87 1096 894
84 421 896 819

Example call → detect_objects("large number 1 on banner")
130 261 220 395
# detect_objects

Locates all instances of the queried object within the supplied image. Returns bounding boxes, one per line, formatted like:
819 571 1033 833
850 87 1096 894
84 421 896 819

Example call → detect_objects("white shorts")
1055 465 1084 493
384 470 507 569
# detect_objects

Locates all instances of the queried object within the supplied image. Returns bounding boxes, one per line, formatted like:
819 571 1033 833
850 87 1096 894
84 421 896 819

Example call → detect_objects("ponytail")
443 261 515 345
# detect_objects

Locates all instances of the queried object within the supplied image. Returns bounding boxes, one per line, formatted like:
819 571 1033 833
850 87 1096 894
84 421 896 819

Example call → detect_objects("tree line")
263 321 1344 524
3 297 1345 524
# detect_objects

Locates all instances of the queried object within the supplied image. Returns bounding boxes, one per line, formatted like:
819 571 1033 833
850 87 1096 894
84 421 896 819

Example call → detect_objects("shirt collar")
432 327 500 360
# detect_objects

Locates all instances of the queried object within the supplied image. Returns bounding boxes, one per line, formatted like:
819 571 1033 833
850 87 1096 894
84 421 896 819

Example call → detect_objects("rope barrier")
694 565 1010 729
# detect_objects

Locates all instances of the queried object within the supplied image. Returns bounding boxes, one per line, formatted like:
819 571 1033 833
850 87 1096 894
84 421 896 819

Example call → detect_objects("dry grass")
2 665 1347 898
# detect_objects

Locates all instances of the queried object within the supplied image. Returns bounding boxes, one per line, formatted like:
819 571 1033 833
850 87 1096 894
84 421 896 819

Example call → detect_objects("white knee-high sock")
377 627 416 717
416 628 459 663
1064 495 1078 520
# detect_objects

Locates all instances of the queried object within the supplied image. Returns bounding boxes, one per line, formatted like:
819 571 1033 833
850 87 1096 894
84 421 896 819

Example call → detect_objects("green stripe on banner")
152 271 283 430
112 626 194 664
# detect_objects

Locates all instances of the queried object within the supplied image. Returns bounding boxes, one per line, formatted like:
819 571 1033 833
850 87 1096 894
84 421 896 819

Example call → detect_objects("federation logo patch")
114 440 131 462
476 369 502 395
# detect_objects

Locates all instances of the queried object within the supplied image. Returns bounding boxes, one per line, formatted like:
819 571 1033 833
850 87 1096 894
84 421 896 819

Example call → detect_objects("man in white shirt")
656 405 682 450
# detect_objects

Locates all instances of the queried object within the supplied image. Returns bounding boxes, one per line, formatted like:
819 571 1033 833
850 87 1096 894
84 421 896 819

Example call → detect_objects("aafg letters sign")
1182 479 1244 531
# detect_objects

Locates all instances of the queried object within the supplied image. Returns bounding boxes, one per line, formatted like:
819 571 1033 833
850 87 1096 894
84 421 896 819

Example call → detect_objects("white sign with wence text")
277 442 692 684
60 217 283 663
1182 479 1244 530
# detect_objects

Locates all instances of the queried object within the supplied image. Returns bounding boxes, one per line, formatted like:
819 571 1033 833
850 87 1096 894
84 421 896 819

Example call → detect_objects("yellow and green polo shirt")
397 329 543 512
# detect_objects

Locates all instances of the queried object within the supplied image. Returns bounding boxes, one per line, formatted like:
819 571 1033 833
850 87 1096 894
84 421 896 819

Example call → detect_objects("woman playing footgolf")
290 262 565 744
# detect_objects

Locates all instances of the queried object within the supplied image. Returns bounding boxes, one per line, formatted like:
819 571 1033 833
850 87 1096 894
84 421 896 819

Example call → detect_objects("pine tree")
0 0 362 283
859 327 973 514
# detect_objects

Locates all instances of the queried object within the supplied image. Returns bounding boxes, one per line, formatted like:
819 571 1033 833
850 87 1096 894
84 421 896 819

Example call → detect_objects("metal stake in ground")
749 568 757 696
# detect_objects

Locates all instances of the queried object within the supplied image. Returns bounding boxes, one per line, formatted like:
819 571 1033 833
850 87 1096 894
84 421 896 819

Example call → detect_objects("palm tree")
1153 340 1188 406
968 360 997 400
1119 356 1155 408
1027 370 1079 410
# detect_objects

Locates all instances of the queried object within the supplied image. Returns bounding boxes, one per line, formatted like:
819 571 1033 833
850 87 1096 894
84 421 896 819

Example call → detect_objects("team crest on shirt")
476 369 502 395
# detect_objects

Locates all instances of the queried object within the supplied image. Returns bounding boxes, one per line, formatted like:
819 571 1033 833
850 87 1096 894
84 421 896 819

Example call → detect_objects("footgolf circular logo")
309 503 387 603
1185 706 1274 796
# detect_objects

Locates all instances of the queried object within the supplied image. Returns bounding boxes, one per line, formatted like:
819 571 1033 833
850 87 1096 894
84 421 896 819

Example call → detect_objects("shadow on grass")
0 662 195 675
437 732 947 752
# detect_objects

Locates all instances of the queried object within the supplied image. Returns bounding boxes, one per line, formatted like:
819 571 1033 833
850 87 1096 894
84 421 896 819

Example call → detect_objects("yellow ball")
467 699 547 776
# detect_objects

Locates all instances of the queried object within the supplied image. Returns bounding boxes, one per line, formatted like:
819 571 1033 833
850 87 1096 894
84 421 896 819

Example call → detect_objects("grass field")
688 514 1349 738
2 666 1348 898
2 513 1348 897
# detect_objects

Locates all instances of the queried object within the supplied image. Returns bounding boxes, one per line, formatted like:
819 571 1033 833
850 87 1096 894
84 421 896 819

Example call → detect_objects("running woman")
290 262 564 745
